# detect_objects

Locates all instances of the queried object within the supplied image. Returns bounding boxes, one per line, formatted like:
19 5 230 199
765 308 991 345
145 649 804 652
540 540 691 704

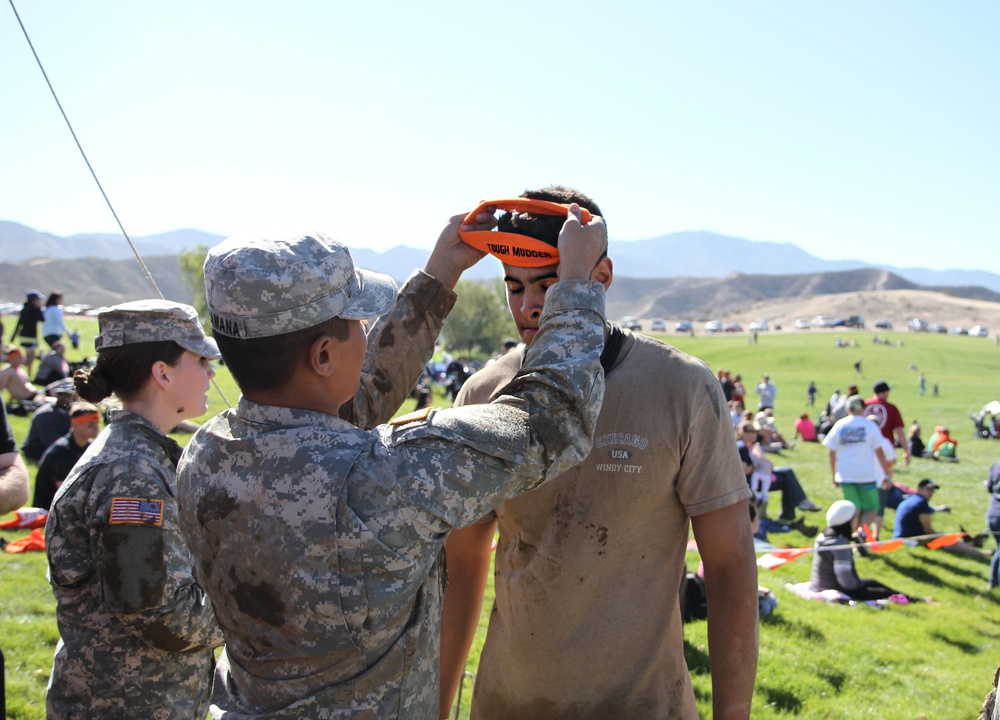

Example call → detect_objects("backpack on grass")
680 571 708 623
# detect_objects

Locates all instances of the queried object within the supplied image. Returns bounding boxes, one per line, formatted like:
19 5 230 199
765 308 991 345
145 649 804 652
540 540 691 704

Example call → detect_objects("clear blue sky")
3 1 997 273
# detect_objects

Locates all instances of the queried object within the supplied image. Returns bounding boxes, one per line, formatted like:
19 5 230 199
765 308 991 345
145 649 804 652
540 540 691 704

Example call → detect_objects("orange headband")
71 412 101 426
458 198 593 268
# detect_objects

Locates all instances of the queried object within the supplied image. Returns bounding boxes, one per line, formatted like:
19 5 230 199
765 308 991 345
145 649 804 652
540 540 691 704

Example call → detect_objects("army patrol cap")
94 299 220 359
204 231 398 339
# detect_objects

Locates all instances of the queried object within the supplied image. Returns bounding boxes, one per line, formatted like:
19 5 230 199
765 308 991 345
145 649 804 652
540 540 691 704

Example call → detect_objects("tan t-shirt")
459 330 750 720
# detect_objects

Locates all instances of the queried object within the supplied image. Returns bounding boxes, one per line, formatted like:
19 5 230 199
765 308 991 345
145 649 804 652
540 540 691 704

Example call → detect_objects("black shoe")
971 533 992 549
959 524 991 548
790 517 819 538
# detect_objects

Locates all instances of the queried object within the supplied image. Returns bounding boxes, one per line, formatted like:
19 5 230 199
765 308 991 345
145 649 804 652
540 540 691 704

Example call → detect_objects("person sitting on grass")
754 408 791 451
20 380 75 463
737 422 821 528
932 426 958 460
909 420 926 458
34 341 70 385
0 346 47 410
893 479 989 559
809 500 916 602
729 400 745 429
927 426 945 453
32 402 102 511
793 412 818 442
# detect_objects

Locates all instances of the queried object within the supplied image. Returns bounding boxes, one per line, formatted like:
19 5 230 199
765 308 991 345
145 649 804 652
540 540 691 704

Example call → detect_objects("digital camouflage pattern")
337 272 456 430
94 299 220 358
204 231 399 339
177 274 606 719
45 410 224 719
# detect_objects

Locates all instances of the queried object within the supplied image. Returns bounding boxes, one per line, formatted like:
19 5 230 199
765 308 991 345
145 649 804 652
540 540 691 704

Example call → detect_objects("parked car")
621 316 643 331
846 315 865 329
675 320 693 333
928 323 948 334
748 319 769 332
970 325 989 337
811 315 842 328
793 318 811 330
724 322 743 333
874 319 893 330
650 318 667 332
704 321 723 333
907 318 929 332
952 326 968 335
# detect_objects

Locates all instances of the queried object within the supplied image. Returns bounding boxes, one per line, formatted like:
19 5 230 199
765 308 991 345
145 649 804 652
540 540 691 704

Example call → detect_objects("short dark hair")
497 186 604 248
831 519 854 538
214 315 352 393
76 341 184 403
69 401 100 418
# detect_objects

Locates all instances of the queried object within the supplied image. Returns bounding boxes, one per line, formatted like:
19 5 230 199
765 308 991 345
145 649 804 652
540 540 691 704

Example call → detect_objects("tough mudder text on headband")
458 198 593 268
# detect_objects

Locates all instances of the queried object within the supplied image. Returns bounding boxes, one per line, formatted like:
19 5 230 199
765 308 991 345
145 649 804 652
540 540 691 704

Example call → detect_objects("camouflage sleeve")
491 278 607 483
340 270 456 429
96 469 224 652
383 279 606 530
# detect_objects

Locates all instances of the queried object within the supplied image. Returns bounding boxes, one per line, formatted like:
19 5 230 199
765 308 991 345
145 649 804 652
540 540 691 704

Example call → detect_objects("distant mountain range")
3 221 999 306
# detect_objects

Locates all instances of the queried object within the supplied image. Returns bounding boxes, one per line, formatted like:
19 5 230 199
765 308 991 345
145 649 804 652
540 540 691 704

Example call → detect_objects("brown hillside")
607 268 1000 332
0 256 189 307
3 258 999 335
614 288 1000 334
737 289 1000 333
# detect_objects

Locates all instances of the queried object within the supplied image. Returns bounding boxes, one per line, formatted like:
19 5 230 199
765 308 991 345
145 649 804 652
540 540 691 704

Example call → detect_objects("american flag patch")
109 498 164 526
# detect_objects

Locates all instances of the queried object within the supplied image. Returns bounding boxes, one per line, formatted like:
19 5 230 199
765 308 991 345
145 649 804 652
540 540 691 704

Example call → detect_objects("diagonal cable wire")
8 0 232 408
8 0 164 300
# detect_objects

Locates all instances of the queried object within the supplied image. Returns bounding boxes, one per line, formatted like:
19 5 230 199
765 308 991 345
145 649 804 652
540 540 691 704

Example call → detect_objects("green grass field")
3 320 1000 718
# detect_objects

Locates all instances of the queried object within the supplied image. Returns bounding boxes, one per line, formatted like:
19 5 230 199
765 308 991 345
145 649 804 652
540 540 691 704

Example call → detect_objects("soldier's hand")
424 209 494 289
557 204 607 281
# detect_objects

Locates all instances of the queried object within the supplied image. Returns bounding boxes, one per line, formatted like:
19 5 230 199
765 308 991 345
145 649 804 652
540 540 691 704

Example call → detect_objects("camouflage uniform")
45 410 224 718
177 269 606 719
44 299 224 719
